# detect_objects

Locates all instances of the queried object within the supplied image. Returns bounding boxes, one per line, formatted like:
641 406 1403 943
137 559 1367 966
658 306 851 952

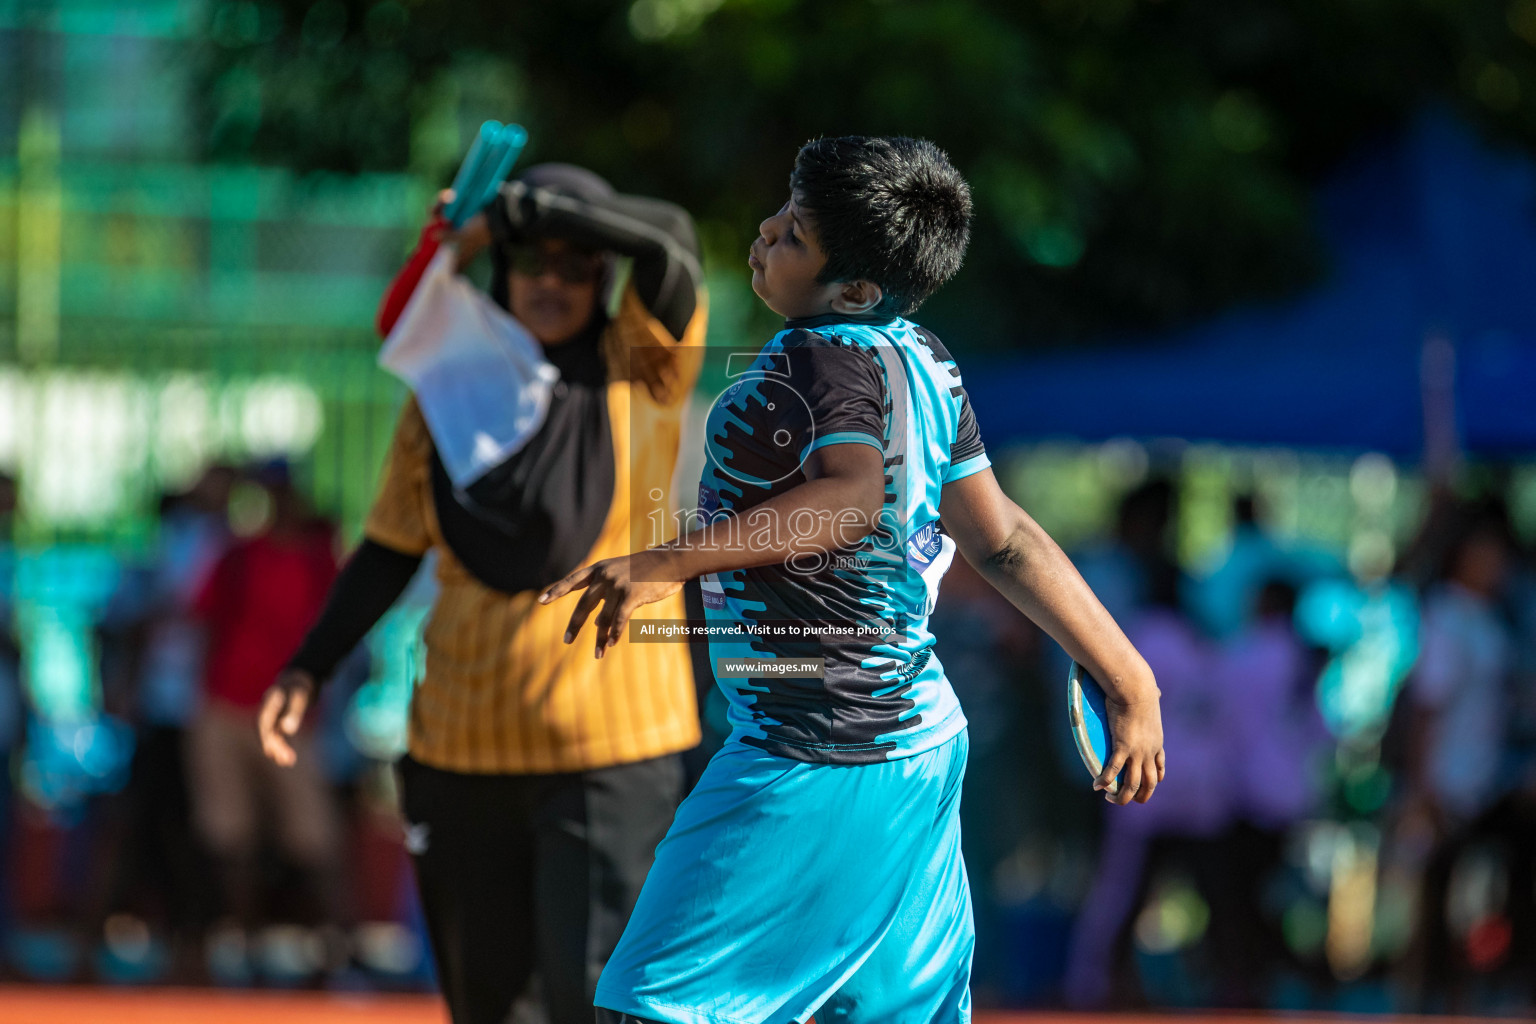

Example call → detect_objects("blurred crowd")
0 462 420 989
937 477 1536 1015
0 461 1534 1014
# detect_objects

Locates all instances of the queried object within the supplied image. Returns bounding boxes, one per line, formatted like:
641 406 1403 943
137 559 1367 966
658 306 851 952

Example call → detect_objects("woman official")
259 164 705 1024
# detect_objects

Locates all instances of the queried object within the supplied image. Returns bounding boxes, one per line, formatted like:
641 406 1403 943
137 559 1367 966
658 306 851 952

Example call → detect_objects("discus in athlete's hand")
1067 661 1121 797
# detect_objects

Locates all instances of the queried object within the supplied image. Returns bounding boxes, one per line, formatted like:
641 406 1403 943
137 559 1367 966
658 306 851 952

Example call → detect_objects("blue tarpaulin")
967 112 1536 457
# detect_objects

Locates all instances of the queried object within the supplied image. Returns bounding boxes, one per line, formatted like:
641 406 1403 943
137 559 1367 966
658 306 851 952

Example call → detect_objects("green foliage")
192 0 1536 349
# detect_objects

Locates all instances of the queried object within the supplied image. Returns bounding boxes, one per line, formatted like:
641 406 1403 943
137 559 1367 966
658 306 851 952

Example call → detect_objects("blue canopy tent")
967 112 1536 458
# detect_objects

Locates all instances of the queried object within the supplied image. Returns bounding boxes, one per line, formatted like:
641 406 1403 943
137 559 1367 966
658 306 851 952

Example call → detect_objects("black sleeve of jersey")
783 331 887 447
951 388 987 465
494 184 702 340
286 539 422 686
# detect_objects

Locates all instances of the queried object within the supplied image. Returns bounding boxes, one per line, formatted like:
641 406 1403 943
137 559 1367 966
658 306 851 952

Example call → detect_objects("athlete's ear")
829 280 883 316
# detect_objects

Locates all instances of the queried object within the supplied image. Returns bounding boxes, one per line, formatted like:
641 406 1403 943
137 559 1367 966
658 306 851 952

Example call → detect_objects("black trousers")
397 753 685 1024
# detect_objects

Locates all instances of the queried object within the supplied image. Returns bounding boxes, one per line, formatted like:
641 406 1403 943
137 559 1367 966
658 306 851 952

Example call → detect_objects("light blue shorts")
595 730 973 1024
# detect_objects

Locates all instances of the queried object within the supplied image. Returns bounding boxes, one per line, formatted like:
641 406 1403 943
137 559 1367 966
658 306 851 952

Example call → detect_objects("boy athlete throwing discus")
540 136 1165 1024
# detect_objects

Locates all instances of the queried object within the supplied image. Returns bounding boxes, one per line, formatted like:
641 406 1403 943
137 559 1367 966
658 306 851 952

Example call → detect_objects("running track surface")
0 989 1504 1024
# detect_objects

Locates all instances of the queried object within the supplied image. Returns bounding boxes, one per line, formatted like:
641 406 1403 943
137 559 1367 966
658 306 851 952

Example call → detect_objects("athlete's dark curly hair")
790 136 972 316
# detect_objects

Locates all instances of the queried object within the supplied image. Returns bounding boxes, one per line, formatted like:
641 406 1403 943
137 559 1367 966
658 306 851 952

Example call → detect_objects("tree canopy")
194 0 1536 350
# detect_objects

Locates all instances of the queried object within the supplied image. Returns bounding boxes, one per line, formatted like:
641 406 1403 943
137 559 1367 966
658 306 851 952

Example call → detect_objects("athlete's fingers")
592 592 622 657
1155 748 1167 782
1094 751 1126 795
1132 755 1158 803
603 597 643 654
564 582 607 645
539 564 597 605
616 597 643 648
598 596 632 654
1114 760 1143 806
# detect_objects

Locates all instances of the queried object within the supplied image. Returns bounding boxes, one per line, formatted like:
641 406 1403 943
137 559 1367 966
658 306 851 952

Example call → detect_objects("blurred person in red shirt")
188 460 340 975
93 464 236 979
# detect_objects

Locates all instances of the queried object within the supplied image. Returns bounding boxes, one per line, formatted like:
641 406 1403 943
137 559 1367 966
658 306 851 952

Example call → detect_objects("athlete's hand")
1098 690 1166 805
539 552 684 659
258 669 316 767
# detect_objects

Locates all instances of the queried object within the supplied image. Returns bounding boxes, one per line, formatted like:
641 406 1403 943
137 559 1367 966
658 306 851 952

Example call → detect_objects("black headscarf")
428 164 618 596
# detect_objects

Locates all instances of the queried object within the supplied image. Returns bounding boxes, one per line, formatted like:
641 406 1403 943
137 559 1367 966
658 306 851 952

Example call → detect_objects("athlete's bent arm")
939 466 1165 805
538 442 885 658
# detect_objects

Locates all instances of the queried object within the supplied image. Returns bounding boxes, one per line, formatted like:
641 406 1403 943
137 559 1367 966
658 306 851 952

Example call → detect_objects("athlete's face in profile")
749 196 837 320
750 195 883 320
508 238 603 346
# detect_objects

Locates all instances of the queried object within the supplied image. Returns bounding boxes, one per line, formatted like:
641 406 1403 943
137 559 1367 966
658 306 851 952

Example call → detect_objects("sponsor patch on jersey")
701 573 726 610
906 520 943 572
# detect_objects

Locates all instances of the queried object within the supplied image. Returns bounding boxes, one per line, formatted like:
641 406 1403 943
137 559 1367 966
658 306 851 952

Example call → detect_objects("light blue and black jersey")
697 313 991 764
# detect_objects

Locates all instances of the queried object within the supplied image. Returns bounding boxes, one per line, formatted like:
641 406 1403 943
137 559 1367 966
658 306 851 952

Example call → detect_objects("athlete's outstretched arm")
538 442 885 658
939 466 1165 805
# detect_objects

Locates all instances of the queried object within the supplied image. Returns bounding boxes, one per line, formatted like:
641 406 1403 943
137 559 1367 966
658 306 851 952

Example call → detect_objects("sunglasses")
507 245 604 285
